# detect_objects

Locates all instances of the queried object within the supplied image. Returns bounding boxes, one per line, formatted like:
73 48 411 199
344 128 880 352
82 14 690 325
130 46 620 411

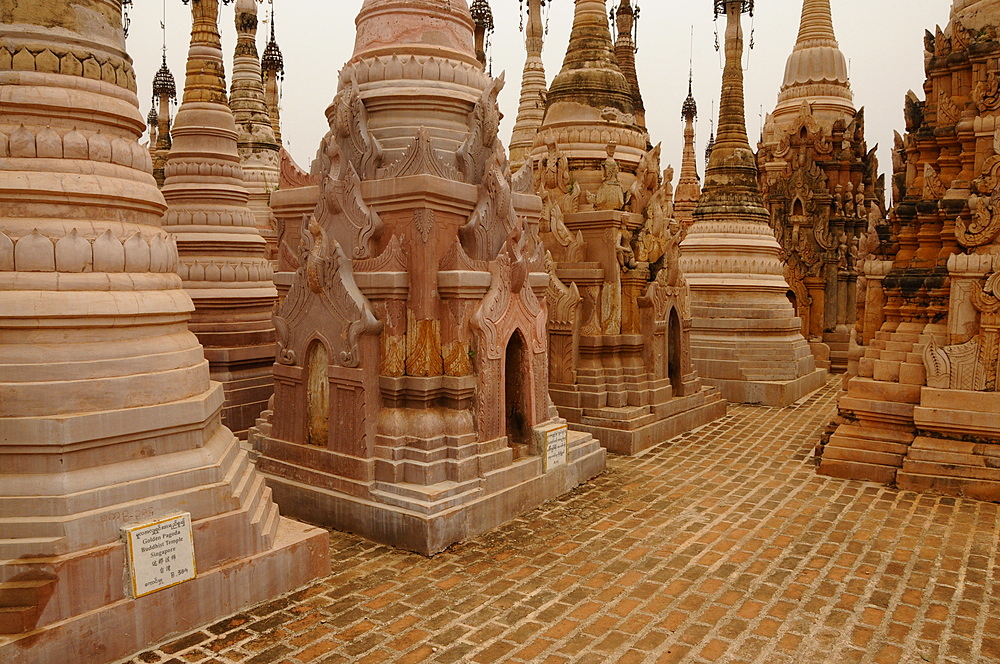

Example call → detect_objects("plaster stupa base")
698 371 828 408
0 386 329 660
205 353 278 439
689 332 828 407
252 430 606 556
0 519 327 664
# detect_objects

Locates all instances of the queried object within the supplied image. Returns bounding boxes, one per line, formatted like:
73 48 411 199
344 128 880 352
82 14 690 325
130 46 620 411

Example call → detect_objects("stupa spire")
508 0 548 171
231 0 281 260
614 0 645 127
678 0 827 406
546 0 634 114
796 0 837 42
471 0 495 67
261 0 284 144
776 0 853 118
704 0 757 194
675 70 700 226
150 52 177 186
162 0 278 437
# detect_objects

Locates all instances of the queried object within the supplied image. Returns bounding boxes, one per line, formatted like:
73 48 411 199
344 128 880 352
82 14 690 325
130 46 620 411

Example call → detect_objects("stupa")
161 0 278 439
820 0 1000 501
150 54 177 187
508 0 549 172
0 1 328 662
249 0 606 556
613 0 645 130
230 0 281 261
674 72 701 227
757 0 885 373
528 0 726 455
678 0 826 406
260 4 284 146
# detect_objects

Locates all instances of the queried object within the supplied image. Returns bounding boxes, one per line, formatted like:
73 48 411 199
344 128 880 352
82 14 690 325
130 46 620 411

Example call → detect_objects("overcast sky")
128 0 954 191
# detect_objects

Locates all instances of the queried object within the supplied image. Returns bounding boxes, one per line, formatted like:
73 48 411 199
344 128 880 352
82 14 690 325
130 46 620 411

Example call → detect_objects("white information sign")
123 513 197 598
543 425 569 473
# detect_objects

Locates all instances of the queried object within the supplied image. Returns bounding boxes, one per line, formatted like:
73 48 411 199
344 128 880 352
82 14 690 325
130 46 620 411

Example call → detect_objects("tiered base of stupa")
251 413 606 556
685 287 828 406
550 340 726 455
0 387 329 664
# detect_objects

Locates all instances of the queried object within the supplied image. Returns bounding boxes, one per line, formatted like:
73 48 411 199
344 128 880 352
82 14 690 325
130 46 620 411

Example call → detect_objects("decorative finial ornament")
714 0 753 17
122 0 134 36
152 55 178 105
682 73 697 120
261 2 285 81
471 0 495 68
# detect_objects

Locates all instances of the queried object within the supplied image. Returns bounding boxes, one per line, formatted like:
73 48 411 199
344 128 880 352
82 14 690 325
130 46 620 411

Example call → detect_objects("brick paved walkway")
126 379 1000 664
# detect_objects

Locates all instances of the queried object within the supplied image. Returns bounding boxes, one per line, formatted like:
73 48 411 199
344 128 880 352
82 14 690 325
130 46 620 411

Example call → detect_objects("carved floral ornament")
924 269 1000 392
958 155 1000 248
472 224 547 363
974 69 1000 112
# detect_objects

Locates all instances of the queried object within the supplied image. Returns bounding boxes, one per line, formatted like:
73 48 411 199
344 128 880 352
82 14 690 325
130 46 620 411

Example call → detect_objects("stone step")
583 405 650 421
370 482 484 516
0 605 40 635
372 478 482 504
0 536 66 561
901 460 1000 482
0 579 55 608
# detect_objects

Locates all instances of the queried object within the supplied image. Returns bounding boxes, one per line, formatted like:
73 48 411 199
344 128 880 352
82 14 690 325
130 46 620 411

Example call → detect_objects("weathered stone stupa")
508 0 548 172
675 73 701 227
529 0 726 454
250 0 606 555
161 0 278 439
230 0 281 261
757 0 884 373
678 0 826 406
0 1 328 662
820 0 1000 501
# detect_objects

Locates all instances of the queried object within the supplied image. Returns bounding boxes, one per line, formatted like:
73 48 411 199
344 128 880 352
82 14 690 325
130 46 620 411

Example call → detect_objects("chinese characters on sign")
123 513 197 598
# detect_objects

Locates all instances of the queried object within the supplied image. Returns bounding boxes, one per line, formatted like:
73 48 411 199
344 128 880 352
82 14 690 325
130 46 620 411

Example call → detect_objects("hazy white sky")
128 0 954 189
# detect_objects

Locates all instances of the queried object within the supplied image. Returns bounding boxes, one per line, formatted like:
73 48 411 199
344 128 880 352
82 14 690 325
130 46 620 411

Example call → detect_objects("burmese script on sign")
123 513 197 598
546 425 569 472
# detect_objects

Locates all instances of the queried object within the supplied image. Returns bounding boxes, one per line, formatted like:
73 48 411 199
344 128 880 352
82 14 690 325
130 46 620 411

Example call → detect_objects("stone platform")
700 369 829 409
552 384 726 455
120 377 1000 664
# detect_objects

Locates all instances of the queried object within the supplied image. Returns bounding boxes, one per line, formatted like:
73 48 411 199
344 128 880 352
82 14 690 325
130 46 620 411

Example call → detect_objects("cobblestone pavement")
126 379 1000 664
